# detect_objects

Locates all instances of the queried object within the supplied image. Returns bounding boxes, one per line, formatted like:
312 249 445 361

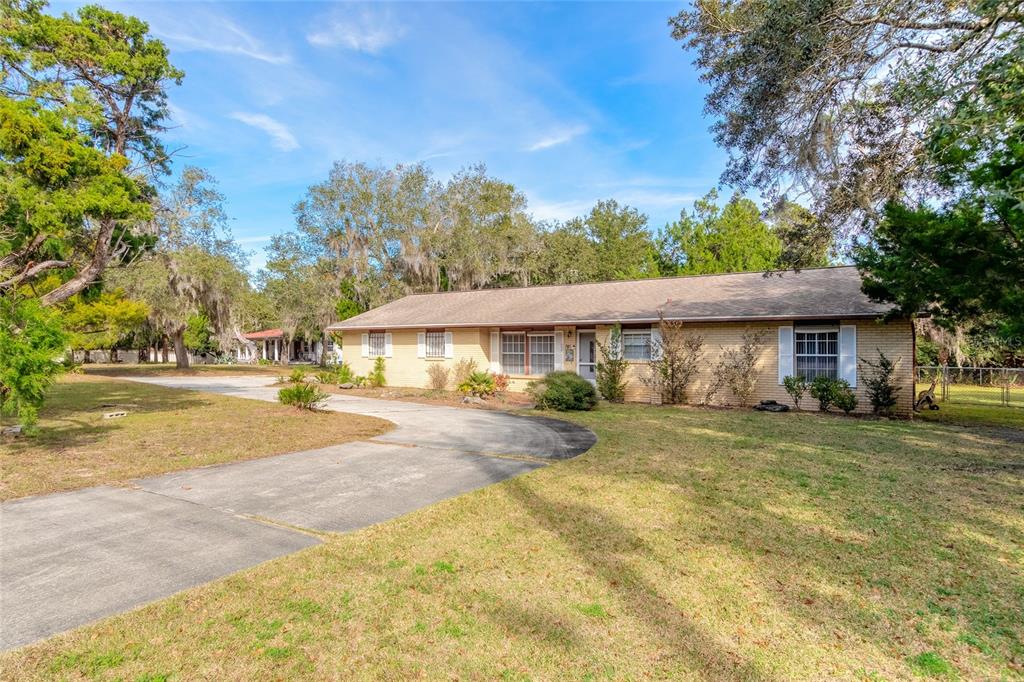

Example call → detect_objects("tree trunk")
39 218 118 306
173 328 190 369
161 338 169 363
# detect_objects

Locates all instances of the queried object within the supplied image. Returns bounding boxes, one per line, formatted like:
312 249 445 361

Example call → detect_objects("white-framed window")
795 329 838 380
325 336 334 352
529 333 555 375
425 331 446 359
622 330 652 361
501 333 526 374
368 332 386 358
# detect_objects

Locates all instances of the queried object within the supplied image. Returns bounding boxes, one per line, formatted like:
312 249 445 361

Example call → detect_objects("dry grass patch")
84 363 289 378
0 375 390 500
3 405 1022 679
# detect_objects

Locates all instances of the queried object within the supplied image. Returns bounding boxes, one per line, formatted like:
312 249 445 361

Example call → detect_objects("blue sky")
60 1 729 270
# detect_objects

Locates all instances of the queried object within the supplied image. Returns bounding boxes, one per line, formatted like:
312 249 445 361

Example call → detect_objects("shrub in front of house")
426 363 451 391
860 351 901 416
458 370 496 398
368 357 386 387
783 375 808 409
493 373 510 394
835 385 858 414
278 383 328 410
317 362 356 386
641 315 705 404
596 324 628 402
528 371 598 411
452 358 478 387
809 376 857 413
288 368 306 384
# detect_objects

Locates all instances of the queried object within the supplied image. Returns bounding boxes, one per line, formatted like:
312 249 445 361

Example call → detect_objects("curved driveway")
1 375 594 650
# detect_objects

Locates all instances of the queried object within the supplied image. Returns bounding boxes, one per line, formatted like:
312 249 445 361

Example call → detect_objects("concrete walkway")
1 376 595 650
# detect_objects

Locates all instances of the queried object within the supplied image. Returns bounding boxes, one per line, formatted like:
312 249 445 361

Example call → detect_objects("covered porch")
242 329 334 364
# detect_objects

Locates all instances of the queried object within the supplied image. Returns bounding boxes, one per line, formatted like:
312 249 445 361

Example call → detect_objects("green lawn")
3 403 1022 679
917 383 1024 430
1 375 390 500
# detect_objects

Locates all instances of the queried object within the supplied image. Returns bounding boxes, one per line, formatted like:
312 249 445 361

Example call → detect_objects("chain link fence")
916 366 1024 408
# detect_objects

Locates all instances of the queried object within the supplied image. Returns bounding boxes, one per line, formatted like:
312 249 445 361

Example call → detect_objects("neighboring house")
326 266 915 415
242 329 341 364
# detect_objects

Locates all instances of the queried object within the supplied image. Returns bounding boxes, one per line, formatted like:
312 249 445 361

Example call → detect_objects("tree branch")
0 259 69 290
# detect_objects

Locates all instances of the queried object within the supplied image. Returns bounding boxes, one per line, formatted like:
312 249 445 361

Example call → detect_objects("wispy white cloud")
526 196 595 223
525 124 588 152
152 11 289 64
307 8 406 53
230 113 299 151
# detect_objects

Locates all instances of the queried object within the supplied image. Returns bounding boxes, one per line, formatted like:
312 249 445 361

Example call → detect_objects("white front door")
577 332 597 383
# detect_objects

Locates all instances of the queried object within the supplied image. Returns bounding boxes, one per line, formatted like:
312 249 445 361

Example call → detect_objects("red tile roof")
243 328 284 340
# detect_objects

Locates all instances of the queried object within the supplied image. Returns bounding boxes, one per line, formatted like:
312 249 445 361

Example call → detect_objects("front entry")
577 331 597 383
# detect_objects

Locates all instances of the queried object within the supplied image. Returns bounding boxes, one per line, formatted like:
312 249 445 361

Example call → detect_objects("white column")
275 340 280 361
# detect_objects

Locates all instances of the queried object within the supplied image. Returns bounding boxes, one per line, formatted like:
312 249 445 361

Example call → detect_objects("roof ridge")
397 264 857 298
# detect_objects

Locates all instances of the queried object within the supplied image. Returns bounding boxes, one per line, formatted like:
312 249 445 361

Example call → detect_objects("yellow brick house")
326 266 916 415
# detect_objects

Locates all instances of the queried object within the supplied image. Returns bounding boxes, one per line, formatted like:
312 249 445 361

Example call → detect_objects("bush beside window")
426 363 451 391
368 357 387 387
452 358 478 387
809 376 857 413
528 371 598 411
458 370 496 397
860 351 901 416
782 375 808 408
596 324 629 402
641 316 705 404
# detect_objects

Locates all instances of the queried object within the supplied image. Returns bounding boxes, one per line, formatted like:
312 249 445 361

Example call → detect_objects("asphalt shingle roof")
327 266 895 330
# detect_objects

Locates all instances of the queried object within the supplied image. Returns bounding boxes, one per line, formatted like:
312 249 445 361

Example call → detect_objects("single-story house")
326 266 915 415
241 328 341 364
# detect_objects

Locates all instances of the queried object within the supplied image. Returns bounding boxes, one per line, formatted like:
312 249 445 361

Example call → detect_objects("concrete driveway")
1 376 595 650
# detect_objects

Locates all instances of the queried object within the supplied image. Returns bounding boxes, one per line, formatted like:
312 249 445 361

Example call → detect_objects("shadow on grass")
576 405 1024 675
502 476 767 679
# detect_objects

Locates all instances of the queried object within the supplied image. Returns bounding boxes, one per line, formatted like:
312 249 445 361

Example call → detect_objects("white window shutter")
416 332 426 358
778 326 793 384
444 331 454 358
384 332 393 358
490 331 501 372
554 331 564 370
361 333 369 358
839 325 857 387
650 326 662 360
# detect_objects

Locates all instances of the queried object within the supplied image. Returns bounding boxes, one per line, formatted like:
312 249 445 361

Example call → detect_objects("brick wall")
340 317 914 416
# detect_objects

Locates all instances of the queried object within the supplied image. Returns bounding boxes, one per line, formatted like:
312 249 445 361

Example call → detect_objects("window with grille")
425 332 445 358
501 333 526 374
622 331 652 360
529 334 555 375
795 330 838 380
368 332 386 358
